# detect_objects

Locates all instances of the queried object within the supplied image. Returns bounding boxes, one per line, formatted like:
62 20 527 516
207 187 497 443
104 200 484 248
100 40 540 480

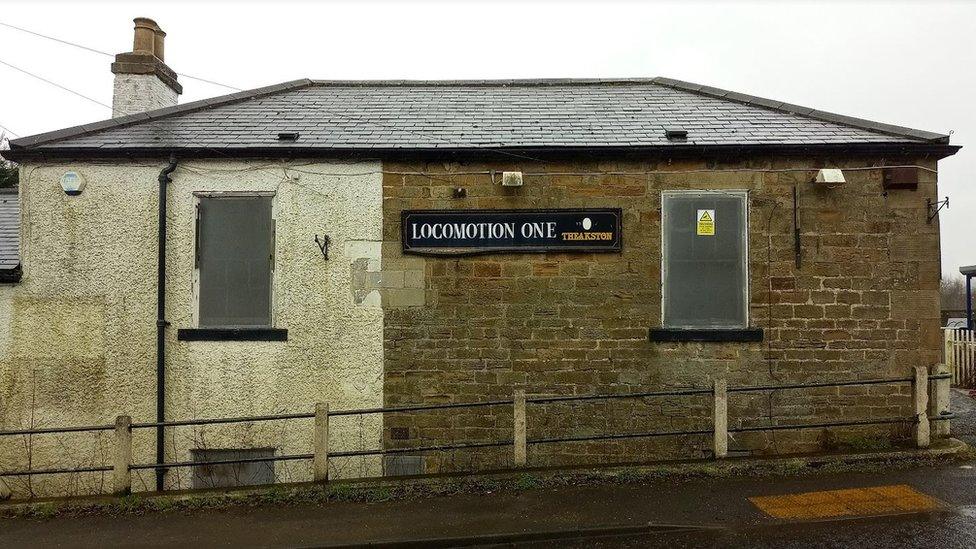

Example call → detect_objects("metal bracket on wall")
927 196 949 224
314 234 331 260
793 185 801 269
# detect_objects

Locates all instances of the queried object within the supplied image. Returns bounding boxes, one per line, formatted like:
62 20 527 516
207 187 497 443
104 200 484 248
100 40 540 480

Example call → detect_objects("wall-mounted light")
501 171 523 187
60 171 86 196
814 168 845 188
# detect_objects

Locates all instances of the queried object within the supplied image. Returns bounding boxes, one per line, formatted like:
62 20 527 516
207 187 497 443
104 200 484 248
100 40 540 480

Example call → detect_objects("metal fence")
945 329 976 388
0 366 953 498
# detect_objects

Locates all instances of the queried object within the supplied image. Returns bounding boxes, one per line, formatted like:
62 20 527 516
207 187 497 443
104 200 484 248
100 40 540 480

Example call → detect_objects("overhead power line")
0 123 20 138
0 20 242 91
0 57 111 110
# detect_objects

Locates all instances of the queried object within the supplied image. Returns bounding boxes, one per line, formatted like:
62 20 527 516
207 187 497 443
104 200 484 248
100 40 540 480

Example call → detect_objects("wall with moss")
0 159 384 498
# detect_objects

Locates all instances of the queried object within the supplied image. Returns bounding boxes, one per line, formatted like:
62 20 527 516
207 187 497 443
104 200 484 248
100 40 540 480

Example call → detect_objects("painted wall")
0 159 384 498
112 74 178 118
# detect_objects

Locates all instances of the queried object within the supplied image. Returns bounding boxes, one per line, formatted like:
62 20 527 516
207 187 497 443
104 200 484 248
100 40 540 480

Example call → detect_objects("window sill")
177 328 288 342
648 328 763 343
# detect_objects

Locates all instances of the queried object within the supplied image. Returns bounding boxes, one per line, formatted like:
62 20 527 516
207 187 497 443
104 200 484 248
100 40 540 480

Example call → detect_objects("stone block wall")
381 155 941 472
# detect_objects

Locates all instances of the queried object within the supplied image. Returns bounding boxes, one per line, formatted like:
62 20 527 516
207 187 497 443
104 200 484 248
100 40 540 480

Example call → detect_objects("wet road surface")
3 438 976 548
532 508 976 548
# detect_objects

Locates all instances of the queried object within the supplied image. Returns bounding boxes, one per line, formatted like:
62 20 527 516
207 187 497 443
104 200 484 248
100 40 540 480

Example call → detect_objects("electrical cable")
0 123 20 138
0 57 109 110
0 20 242 91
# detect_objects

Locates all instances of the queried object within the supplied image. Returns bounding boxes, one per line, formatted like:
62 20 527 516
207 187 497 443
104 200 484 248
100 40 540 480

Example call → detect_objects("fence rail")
0 366 953 498
946 328 976 387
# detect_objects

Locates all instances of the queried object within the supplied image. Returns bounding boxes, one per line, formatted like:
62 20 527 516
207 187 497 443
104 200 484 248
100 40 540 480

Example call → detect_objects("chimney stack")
110 18 182 118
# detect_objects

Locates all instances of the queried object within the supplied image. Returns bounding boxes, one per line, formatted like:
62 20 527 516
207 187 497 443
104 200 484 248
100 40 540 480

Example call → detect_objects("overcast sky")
0 0 972 276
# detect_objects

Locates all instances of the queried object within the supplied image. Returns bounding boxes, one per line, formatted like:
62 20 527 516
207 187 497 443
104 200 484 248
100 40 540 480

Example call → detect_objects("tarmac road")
5 458 976 549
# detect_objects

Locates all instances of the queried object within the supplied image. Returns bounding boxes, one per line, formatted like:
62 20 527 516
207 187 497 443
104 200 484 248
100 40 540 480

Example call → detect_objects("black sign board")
401 208 622 256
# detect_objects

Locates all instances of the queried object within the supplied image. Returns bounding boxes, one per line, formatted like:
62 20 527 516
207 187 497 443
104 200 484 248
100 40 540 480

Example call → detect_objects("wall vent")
664 128 688 141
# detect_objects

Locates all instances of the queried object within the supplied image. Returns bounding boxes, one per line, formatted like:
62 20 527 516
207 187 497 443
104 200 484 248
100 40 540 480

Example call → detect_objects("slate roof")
0 189 20 282
4 77 955 159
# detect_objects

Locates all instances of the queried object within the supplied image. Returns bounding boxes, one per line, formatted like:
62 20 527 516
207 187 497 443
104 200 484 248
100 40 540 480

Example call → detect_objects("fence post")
913 366 930 448
112 415 132 495
713 378 728 458
514 389 527 467
944 329 955 385
313 402 329 482
931 363 951 438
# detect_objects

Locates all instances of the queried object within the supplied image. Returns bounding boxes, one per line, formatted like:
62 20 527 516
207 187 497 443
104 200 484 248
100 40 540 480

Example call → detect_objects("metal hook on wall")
314 234 331 260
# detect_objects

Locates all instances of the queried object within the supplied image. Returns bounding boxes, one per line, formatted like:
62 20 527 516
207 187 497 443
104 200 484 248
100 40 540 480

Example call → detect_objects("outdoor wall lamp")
814 168 845 188
60 171 86 196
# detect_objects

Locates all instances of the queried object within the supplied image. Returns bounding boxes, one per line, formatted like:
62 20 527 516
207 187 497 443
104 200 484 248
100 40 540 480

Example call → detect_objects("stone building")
0 19 960 496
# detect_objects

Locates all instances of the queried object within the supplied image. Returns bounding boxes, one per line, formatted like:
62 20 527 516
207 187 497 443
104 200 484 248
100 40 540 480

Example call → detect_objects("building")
0 19 960 497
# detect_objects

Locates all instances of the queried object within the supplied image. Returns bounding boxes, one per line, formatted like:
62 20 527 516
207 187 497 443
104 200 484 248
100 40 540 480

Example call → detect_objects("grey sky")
0 0 972 275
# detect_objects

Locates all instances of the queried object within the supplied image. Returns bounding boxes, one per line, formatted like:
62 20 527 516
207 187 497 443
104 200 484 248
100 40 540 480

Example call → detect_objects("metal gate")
945 328 976 387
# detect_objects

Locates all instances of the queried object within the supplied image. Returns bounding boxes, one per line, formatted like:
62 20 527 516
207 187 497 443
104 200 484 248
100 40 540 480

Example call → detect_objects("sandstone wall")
380 156 942 472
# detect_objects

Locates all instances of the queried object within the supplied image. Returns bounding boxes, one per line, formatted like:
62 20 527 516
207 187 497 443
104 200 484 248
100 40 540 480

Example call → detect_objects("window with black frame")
195 195 274 327
661 191 748 330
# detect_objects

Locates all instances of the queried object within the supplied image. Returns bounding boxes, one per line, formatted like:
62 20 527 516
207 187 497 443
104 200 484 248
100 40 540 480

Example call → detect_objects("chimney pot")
111 17 181 118
132 18 159 57
153 28 166 62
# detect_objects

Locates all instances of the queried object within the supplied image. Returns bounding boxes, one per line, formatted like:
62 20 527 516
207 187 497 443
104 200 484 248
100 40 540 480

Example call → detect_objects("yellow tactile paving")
749 484 942 520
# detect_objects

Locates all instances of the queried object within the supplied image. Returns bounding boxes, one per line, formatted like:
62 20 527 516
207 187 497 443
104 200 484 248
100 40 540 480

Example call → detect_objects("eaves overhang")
1 142 961 163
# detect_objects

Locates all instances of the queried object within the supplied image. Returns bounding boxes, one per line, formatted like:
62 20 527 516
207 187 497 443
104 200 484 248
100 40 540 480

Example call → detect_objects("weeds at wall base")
0 439 969 521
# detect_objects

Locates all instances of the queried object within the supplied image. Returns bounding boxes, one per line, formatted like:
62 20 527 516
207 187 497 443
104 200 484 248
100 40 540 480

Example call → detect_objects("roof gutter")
1 142 961 163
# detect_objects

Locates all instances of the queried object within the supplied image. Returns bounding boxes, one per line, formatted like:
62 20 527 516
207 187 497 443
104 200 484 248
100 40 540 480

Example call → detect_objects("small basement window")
191 448 276 489
661 191 749 330
197 195 274 327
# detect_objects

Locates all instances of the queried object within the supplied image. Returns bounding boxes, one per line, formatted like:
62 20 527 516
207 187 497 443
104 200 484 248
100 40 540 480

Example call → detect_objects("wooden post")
514 389 527 467
112 415 132 495
931 363 951 438
313 402 329 482
913 366 930 448
713 378 728 458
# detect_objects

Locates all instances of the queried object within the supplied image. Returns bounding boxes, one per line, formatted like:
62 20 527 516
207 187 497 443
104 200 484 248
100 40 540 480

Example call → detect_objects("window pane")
663 192 747 328
198 197 273 326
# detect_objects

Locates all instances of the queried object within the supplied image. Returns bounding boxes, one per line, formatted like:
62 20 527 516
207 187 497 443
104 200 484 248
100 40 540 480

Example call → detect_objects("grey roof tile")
5 77 951 156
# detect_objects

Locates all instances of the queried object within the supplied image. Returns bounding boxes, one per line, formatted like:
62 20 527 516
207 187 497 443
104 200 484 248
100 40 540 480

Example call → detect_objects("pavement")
3 456 976 548
951 388 976 446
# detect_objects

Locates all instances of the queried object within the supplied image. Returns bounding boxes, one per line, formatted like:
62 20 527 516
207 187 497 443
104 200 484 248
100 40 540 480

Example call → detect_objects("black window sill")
648 328 763 343
177 328 288 342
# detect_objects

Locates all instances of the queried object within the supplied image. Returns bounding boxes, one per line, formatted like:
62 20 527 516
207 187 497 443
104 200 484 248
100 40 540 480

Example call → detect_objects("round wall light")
60 171 86 196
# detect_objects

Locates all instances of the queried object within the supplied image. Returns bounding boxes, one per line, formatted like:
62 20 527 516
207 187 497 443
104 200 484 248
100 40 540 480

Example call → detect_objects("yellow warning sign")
697 209 715 236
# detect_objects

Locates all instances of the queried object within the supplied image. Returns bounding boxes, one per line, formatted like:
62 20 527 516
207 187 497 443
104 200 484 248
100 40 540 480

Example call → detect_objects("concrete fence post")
313 402 329 482
514 389 527 467
931 363 951 438
913 366 930 448
713 378 728 459
112 415 132 495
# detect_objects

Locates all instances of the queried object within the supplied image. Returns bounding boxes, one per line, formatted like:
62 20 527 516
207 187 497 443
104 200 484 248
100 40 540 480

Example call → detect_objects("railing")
0 366 953 498
945 328 976 387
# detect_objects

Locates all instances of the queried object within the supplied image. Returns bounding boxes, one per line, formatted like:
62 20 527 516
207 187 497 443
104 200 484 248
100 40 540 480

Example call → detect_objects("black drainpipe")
156 154 177 491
